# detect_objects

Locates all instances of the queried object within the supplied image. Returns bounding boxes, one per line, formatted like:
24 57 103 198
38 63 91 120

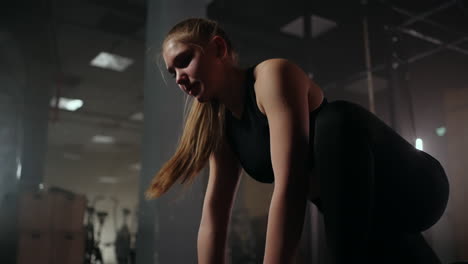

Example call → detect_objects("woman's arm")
198 135 242 264
255 59 312 264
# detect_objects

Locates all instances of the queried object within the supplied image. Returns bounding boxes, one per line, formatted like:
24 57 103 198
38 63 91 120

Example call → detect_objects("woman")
146 18 449 264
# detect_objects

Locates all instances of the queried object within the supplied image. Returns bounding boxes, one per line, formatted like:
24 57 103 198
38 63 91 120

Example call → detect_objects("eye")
175 51 193 69
168 50 193 79
179 53 192 68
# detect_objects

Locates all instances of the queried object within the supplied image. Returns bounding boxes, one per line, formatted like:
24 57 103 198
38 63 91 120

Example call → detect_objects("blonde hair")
145 18 238 199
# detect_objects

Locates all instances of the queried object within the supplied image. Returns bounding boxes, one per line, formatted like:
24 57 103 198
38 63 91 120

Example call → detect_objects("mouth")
188 82 201 97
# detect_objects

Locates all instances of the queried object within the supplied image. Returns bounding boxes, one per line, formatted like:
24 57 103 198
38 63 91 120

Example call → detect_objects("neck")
216 64 247 119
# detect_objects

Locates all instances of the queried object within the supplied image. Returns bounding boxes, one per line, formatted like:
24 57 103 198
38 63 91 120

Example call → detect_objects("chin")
196 97 209 103
195 92 209 103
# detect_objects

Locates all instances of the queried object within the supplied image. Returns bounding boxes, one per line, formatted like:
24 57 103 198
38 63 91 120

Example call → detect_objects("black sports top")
224 64 328 183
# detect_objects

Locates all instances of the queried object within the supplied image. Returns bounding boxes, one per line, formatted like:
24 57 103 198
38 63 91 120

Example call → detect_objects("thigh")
315 100 449 233
348 102 450 233
372 148 449 233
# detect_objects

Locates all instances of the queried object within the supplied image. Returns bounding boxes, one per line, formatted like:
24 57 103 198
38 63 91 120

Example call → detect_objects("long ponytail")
145 97 226 199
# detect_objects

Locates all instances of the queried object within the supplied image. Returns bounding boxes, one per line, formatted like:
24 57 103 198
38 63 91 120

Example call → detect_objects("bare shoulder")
254 58 304 77
253 58 324 114
252 58 311 113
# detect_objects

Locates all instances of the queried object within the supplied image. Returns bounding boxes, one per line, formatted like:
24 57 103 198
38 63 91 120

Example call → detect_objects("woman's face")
163 38 222 102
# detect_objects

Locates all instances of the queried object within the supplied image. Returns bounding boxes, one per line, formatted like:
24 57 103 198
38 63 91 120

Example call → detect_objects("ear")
210 35 229 59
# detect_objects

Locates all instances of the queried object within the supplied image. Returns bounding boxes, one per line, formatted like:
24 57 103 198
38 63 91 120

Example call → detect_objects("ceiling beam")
399 0 457 27
407 37 468 63
396 27 468 56
384 1 468 38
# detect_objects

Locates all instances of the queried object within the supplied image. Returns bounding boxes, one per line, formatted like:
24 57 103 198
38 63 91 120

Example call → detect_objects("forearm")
197 225 229 264
263 189 307 264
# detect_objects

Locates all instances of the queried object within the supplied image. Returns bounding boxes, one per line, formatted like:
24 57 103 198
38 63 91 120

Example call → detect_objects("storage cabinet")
17 190 87 264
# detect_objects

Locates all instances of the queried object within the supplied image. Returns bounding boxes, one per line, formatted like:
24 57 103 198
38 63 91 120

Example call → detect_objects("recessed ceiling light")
130 163 141 171
280 15 337 39
99 176 119 184
90 52 133 72
50 97 84 111
92 135 115 144
130 112 144 121
281 16 305 38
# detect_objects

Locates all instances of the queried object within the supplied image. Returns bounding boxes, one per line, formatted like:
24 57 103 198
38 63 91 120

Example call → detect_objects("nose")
176 71 188 85
176 72 190 92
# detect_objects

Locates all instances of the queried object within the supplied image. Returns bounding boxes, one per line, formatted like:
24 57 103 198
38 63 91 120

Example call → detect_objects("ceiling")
208 0 468 86
44 0 147 211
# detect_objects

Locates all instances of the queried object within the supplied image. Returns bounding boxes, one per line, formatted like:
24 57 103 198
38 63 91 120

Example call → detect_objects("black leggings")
312 100 449 263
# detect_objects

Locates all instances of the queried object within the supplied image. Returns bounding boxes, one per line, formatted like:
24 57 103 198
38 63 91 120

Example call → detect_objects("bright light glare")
16 161 22 180
415 138 424 151
50 97 83 111
90 52 133 72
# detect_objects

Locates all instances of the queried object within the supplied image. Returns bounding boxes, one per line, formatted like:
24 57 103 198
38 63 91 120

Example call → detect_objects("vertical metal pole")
302 6 316 264
385 27 416 142
362 0 376 114
385 27 399 131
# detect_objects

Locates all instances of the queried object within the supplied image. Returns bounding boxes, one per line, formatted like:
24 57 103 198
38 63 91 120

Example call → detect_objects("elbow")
274 179 308 201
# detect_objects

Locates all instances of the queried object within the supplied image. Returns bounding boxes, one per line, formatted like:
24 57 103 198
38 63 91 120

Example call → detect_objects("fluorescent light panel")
91 52 133 72
50 97 83 111
280 15 337 39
